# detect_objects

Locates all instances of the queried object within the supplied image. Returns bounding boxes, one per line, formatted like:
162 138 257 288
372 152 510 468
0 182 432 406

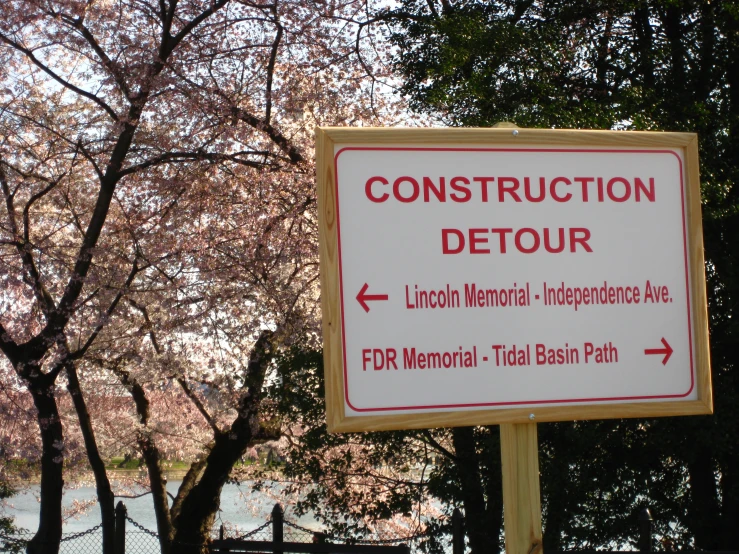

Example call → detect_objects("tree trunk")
661 4 687 105
718 455 738 550
452 427 501 554
171 431 247 552
687 454 720 550
66 363 115 554
481 427 504 553
140 436 174 554
632 5 655 92
170 455 207 525
696 0 715 100
114 365 175 554
170 330 274 553
26 381 64 554
726 0 739 198
541 436 569 551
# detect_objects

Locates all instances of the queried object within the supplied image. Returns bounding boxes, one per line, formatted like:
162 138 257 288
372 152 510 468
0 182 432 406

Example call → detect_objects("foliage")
267 347 701 551
265 346 494 554
259 1 739 552
384 0 739 550
0 0 401 552
0 478 17 535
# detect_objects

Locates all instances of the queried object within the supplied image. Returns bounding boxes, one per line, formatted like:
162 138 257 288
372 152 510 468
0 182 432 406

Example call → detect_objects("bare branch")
2 109 105 181
69 257 143 360
118 149 275 177
424 0 439 18
265 16 284 124
165 0 231 58
109 362 151 427
177 377 221 436
0 160 57 317
61 189 87 237
50 117 141 339
127 298 162 354
24 177 65 243
0 33 119 122
230 105 305 164
422 430 456 461
168 66 306 164
58 14 133 101
116 490 176 501
0 321 20 360
44 358 67 384
126 296 220 435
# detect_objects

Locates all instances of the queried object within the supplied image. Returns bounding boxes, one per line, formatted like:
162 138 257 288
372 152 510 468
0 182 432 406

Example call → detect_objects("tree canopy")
2 0 738 552
382 0 739 549
0 0 396 552
259 1 739 552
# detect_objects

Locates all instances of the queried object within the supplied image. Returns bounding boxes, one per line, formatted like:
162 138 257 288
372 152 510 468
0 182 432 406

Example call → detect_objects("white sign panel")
317 128 711 432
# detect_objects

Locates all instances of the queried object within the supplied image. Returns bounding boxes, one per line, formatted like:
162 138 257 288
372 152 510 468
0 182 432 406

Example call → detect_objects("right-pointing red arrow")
644 337 673 365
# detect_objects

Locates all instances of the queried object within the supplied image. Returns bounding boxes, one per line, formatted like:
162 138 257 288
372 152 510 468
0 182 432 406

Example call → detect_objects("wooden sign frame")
316 127 712 433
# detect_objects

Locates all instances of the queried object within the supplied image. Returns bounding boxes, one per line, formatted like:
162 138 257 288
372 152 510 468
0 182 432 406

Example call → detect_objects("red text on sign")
441 227 592 255
363 348 398 371
365 175 656 204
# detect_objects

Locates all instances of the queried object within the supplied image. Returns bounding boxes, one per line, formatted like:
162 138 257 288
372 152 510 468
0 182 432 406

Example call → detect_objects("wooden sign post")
315 126 712 553
501 423 543 554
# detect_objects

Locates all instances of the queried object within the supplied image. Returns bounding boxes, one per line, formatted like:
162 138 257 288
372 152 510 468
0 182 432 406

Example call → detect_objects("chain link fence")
0 503 430 554
280 520 429 546
124 516 161 554
228 519 273 541
1 524 103 554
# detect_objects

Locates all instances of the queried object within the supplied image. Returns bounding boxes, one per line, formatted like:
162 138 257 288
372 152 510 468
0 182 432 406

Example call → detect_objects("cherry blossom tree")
0 0 399 552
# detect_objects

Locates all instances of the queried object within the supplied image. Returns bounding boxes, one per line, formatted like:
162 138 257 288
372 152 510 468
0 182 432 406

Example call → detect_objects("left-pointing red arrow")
356 283 389 313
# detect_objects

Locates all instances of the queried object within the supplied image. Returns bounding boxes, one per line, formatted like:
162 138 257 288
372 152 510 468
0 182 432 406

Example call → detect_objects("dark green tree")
265 347 503 554
1 478 16 534
385 0 739 549
270 2 738 552
269 348 711 553
0 478 25 554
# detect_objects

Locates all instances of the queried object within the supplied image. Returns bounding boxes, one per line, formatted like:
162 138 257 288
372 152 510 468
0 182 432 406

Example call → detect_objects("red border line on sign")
333 147 694 413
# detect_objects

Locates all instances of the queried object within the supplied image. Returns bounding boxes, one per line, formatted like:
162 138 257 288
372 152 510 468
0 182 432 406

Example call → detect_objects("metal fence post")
218 524 231 554
114 501 127 554
638 507 653 552
452 508 464 554
313 531 328 554
272 503 284 554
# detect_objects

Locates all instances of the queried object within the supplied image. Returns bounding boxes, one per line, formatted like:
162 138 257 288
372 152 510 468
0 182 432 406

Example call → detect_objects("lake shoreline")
3 479 308 537
8 468 192 486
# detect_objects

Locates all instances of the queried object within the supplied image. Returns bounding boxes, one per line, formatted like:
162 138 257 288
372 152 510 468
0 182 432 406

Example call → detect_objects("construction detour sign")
316 127 712 433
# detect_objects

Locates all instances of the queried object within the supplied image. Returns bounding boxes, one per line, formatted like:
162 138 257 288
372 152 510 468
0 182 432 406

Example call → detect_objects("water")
2 480 318 536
